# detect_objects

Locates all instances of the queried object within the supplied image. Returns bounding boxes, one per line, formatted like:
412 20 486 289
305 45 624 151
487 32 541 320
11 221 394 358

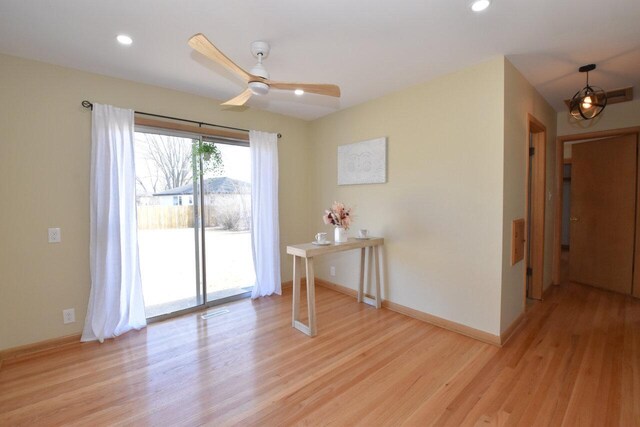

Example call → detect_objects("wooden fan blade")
265 81 341 97
221 88 253 106
188 33 253 82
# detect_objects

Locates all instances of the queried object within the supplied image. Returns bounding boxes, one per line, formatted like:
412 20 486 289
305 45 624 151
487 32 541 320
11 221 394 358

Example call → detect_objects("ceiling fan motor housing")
250 62 269 79
248 41 271 95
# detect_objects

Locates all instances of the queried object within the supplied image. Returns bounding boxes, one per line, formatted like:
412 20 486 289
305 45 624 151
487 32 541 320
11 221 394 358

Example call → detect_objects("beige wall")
0 53 312 351
0 51 566 350
501 60 557 332
308 58 506 335
558 98 640 137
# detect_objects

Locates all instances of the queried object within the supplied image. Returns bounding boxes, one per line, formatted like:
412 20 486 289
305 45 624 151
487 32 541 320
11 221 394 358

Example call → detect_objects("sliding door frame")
135 119 253 322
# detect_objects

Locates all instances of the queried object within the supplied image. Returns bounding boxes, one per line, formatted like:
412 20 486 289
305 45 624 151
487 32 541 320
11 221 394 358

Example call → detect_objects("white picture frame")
337 137 387 185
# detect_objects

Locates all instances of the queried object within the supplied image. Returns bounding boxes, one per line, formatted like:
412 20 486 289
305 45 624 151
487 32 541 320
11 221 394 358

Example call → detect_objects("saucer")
312 241 331 246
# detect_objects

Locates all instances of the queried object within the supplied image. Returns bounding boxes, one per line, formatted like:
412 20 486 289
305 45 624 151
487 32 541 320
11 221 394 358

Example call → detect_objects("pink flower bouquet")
323 201 352 230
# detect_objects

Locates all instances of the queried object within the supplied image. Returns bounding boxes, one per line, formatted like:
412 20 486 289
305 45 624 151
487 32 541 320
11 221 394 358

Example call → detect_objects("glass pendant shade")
569 64 607 120
570 85 607 120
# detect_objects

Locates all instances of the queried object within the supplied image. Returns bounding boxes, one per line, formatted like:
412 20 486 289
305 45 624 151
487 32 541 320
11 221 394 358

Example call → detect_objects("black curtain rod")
81 100 282 138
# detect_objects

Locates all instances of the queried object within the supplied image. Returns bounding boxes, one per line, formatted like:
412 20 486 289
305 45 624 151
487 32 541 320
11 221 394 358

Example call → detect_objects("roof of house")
154 177 250 196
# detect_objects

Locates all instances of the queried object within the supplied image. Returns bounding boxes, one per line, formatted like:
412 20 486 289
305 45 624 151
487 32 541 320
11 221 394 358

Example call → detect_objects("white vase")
334 227 348 243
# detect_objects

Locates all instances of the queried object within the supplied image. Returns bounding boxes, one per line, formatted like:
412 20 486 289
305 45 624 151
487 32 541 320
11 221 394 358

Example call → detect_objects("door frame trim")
552 126 640 286
525 114 547 303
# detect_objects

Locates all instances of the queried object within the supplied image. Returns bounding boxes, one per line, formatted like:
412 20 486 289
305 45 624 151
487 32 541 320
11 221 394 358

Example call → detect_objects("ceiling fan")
188 33 341 106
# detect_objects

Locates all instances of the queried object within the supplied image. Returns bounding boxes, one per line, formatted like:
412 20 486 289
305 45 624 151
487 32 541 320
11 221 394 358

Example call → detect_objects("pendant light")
569 64 607 120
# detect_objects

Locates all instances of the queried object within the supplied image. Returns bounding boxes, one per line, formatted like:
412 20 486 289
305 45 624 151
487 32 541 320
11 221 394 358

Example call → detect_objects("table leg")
306 257 317 336
292 255 301 326
358 247 365 302
374 245 382 309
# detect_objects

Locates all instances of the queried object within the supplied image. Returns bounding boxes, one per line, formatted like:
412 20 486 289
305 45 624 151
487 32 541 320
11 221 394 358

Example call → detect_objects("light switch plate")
48 227 61 243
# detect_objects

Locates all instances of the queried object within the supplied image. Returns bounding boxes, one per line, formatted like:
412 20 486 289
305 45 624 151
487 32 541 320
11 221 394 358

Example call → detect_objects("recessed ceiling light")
294 89 304 96
470 0 491 12
116 35 133 45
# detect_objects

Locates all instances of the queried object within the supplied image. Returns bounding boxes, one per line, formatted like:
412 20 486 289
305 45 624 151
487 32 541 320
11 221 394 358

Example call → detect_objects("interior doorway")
525 114 546 301
553 126 640 299
569 135 636 294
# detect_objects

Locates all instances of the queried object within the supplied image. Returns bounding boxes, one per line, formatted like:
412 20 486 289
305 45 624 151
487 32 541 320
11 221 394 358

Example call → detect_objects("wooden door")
569 135 637 294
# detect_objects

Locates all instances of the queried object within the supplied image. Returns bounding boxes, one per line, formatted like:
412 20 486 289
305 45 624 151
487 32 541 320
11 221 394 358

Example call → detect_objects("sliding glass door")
201 140 255 302
134 130 254 319
134 132 202 317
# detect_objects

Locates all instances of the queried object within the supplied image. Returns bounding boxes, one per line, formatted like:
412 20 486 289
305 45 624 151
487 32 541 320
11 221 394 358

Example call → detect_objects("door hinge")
526 267 533 276
529 147 535 156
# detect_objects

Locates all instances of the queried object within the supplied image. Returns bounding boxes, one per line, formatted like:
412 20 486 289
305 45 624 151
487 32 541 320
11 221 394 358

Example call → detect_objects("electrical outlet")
48 227 61 243
63 308 75 324
330 266 336 276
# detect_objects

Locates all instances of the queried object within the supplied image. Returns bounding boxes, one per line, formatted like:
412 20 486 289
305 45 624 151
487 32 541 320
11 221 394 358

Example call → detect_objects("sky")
209 143 250 182
134 132 251 196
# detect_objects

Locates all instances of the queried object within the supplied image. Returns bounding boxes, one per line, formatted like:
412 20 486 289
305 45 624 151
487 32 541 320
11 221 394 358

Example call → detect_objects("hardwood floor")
1 283 638 426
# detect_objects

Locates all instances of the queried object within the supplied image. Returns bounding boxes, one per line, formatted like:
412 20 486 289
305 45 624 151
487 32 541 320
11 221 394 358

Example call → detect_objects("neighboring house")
137 177 251 230
153 176 250 206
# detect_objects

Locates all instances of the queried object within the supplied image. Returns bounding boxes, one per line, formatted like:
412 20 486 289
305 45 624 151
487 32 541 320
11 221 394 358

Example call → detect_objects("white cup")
315 232 328 243
358 229 369 238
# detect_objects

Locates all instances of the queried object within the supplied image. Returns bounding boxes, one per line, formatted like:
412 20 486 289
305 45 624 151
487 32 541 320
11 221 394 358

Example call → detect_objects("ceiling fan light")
248 81 269 96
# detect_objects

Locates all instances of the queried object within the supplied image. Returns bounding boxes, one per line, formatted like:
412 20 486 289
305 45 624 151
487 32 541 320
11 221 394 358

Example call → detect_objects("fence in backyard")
137 195 251 230
137 205 195 229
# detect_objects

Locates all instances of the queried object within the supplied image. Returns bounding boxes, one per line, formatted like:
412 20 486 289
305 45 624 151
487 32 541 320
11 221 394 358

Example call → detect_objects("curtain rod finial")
81 100 93 110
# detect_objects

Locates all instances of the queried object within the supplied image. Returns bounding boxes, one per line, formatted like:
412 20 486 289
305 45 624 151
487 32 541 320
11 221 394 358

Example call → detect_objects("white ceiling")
0 0 639 120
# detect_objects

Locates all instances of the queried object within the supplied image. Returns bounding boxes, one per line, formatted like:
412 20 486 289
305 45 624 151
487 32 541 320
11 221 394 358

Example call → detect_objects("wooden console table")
286 237 384 336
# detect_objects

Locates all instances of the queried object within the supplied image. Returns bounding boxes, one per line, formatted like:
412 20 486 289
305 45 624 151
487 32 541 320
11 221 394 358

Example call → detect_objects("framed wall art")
337 137 387 185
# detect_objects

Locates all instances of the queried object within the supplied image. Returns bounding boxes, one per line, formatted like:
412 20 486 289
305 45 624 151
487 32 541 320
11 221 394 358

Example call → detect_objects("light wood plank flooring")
0 282 638 426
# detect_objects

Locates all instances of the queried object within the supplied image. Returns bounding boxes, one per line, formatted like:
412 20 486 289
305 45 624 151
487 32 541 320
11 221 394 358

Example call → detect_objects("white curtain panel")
249 130 282 298
81 103 147 343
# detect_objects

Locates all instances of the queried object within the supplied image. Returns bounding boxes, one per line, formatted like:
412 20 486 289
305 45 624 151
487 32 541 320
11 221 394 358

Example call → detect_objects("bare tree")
135 133 225 197
135 156 162 195
145 134 194 189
